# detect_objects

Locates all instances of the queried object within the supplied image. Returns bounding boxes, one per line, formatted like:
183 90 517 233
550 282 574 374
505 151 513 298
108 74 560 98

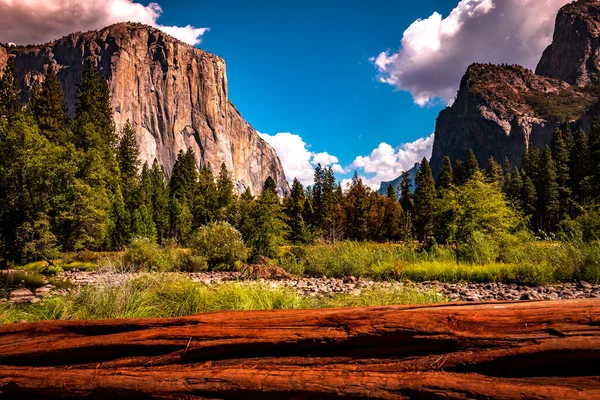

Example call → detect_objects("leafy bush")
190 222 249 269
178 253 209 272
123 238 177 272
457 231 500 264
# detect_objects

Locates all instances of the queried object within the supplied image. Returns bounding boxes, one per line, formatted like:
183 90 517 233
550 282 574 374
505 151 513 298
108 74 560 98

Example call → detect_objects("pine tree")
522 146 541 186
386 183 397 200
170 149 198 201
170 198 193 245
486 156 504 188
437 156 454 189
588 115 600 199
286 178 309 243
30 64 69 142
502 157 512 193
399 171 413 213
551 127 571 217
215 163 236 223
117 121 140 182
242 177 289 257
73 59 116 150
195 164 218 226
521 171 537 220
0 58 21 120
413 158 436 242
344 172 370 241
537 146 560 232
262 176 278 194
149 159 170 242
383 195 402 242
134 163 158 241
506 169 523 208
302 185 315 229
464 149 480 181
453 159 466 186
169 149 198 241
570 128 590 205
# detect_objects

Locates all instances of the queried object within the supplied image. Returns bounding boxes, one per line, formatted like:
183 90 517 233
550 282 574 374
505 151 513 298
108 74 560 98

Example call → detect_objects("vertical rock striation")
536 0 600 87
0 23 288 195
430 64 597 175
429 0 600 177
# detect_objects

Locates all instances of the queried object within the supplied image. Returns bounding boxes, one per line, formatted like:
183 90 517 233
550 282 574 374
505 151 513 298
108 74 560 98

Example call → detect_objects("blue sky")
1 0 571 188
149 0 449 187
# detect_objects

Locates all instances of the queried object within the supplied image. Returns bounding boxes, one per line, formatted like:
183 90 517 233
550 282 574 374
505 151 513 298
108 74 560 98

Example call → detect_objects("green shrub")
178 253 209 272
457 232 500 264
190 222 249 269
123 238 177 272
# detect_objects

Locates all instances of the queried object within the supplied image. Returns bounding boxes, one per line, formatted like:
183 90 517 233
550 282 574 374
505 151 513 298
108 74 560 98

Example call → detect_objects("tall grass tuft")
0 274 445 324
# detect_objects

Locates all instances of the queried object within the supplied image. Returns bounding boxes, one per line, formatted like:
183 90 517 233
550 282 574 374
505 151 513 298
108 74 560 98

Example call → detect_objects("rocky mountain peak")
429 61 598 176
0 23 288 195
537 0 600 86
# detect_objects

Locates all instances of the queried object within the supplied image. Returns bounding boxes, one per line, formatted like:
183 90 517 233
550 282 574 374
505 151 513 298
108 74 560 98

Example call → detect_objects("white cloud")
331 164 349 174
260 131 433 190
373 0 570 106
259 132 340 187
350 134 434 190
0 0 209 45
312 152 338 166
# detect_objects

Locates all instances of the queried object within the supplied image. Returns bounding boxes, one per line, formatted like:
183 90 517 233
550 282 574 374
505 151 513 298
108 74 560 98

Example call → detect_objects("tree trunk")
1 299 600 399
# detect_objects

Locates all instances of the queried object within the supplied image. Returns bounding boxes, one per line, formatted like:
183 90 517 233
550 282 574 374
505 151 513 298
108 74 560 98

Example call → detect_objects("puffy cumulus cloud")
350 134 434 190
259 132 315 186
260 131 433 190
0 0 209 45
312 152 339 167
259 132 344 186
373 0 571 106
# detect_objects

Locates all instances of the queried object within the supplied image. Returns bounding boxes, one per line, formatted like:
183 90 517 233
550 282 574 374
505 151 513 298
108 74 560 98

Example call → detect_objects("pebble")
45 270 600 303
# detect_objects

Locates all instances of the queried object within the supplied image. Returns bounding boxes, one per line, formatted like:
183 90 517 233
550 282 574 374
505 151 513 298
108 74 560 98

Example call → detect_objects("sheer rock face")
430 63 598 176
0 23 288 195
536 0 600 87
429 0 600 178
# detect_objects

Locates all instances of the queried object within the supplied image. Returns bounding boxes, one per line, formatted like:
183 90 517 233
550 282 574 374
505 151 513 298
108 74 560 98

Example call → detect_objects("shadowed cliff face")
430 63 598 176
0 23 288 195
429 0 600 178
537 0 600 87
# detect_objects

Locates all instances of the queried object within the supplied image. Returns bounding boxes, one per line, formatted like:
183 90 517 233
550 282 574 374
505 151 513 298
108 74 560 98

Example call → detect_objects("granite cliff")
537 0 600 86
427 0 600 177
0 23 288 195
430 63 597 175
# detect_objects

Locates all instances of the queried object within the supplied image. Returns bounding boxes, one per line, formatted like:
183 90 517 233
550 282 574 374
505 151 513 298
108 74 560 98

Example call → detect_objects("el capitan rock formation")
427 0 600 177
0 23 288 195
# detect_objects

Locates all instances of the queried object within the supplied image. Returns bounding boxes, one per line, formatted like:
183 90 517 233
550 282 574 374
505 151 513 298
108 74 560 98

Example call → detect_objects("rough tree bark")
1 299 600 399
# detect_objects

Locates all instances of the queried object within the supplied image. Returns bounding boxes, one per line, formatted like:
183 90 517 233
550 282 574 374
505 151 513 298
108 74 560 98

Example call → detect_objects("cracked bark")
1 299 599 399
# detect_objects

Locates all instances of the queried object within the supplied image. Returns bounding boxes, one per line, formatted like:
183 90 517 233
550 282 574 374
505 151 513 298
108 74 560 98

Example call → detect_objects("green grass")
277 240 600 285
0 274 445 324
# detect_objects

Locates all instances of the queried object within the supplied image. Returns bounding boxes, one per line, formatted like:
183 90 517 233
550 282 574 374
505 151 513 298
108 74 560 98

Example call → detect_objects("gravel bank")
54 270 600 302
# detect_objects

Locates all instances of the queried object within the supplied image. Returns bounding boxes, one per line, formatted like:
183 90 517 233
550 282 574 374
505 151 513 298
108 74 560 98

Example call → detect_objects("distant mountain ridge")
377 163 418 196
0 22 288 195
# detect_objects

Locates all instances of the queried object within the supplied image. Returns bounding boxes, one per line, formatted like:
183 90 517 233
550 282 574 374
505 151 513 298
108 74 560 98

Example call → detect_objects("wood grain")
1 299 599 399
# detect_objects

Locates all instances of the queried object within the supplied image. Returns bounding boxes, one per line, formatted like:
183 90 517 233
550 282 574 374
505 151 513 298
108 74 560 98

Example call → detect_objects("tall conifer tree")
413 158 436 242
438 156 454 189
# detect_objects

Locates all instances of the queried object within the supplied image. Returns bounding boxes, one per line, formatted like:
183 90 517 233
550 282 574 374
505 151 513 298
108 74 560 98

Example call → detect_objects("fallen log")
1 299 600 399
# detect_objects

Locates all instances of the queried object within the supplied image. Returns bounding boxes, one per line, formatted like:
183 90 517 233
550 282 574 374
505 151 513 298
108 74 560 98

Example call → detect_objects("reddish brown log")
1 299 600 399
